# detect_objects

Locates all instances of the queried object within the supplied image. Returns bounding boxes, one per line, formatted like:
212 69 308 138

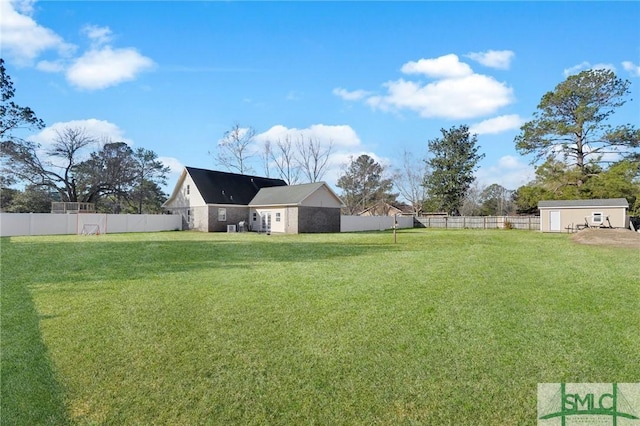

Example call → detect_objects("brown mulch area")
570 228 640 249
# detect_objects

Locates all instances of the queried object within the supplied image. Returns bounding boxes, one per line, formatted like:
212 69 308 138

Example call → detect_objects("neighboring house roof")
358 201 404 216
163 167 287 207
538 198 629 208
249 182 344 207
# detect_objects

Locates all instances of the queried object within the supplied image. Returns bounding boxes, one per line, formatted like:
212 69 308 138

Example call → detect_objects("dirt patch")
570 228 640 249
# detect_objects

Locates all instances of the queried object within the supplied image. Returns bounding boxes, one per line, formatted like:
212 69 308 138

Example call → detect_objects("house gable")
163 168 207 209
358 201 404 216
186 167 287 205
249 182 343 208
163 167 287 209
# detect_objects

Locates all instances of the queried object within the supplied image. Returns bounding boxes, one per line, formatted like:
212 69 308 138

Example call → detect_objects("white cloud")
476 155 535 189
36 59 66 73
333 87 372 101
469 114 525 135
342 54 515 120
158 156 184 174
255 124 361 149
369 73 514 119
0 1 154 90
29 119 133 147
11 0 36 15
66 46 155 90
0 0 75 65
622 61 640 77
563 61 616 77
82 24 113 47
466 50 515 70
401 54 473 78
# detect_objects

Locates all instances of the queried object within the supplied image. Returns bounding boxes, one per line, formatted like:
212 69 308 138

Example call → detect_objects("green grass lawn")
2 229 639 425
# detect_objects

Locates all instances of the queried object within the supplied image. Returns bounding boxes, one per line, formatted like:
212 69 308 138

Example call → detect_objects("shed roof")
538 198 629 208
249 182 343 207
186 167 286 205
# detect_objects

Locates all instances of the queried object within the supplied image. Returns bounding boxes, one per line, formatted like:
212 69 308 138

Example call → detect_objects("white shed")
538 198 629 232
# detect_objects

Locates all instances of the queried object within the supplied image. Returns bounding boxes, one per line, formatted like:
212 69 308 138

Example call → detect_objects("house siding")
286 207 298 234
297 206 341 233
207 205 250 232
164 172 209 231
192 206 209 231
300 187 343 208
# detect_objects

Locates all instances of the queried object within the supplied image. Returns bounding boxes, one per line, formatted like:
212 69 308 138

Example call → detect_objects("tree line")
3 54 639 216
212 123 333 185
336 69 639 217
1 59 170 214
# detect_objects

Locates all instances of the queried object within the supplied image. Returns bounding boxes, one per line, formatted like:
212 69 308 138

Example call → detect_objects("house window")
218 208 227 222
186 184 190 195
592 212 603 224
275 212 281 222
252 212 257 222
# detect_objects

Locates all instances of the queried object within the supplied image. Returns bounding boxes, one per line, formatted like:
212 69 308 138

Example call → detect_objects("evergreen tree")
337 154 396 215
424 125 484 215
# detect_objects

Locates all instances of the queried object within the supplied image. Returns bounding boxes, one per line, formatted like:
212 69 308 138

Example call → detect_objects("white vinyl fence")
341 215 414 232
0 213 182 237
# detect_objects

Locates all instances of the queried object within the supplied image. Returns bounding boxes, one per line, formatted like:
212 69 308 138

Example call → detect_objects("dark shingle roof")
249 182 327 206
538 198 629 208
186 167 286 205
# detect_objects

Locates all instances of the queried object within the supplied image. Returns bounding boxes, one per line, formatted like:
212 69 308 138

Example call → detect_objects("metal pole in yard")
393 214 398 243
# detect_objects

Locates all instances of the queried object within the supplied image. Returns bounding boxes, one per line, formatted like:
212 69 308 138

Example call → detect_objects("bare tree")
46 127 98 201
394 149 428 216
270 135 301 185
2 126 97 202
460 182 484 216
212 123 255 174
297 135 333 182
260 140 271 178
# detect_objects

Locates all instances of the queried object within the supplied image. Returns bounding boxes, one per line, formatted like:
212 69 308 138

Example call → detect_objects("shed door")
549 211 561 232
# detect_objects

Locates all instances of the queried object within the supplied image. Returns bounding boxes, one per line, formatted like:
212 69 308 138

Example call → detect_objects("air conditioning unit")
227 225 237 233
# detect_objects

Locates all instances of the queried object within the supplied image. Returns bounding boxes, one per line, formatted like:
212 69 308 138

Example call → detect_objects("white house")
163 167 344 233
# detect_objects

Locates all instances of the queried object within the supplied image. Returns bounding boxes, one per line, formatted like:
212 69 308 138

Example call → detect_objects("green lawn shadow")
1 277 71 425
6 237 398 285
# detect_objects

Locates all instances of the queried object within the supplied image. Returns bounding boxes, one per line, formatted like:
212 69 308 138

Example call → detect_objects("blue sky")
2 0 639 197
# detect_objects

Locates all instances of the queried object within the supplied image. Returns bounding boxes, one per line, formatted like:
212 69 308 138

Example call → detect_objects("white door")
261 212 272 233
549 211 561 232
